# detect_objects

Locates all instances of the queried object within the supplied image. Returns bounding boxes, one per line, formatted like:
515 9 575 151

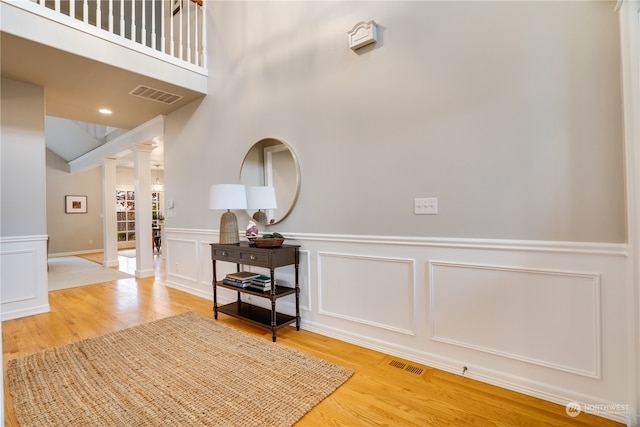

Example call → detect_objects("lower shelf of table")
217 301 296 330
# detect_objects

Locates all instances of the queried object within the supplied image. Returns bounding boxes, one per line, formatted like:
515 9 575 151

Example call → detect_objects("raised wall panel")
318 252 416 335
429 261 601 377
166 238 198 282
1 237 50 320
1 250 37 303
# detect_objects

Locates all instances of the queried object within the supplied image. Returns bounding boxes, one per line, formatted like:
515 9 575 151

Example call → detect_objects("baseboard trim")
1 304 50 321
300 319 630 425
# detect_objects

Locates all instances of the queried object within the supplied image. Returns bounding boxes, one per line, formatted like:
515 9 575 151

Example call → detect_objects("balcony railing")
29 0 206 70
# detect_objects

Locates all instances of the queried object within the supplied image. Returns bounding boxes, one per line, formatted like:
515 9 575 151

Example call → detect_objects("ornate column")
102 158 119 267
132 143 155 278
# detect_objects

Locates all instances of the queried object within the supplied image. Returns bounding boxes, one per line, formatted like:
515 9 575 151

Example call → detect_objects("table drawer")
239 251 269 267
212 248 240 262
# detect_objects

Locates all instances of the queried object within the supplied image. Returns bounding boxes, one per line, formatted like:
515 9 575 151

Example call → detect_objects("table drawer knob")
250 255 257 260
222 251 228 256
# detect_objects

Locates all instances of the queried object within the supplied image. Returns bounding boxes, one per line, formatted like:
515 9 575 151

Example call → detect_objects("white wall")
0 78 50 320
162 1 634 424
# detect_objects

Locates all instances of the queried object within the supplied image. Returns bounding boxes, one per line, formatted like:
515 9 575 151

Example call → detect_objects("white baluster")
108 0 113 33
194 2 199 66
201 0 207 68
179 0 183 60
151 0 156 50
186 0 191 63
170 0 175 57
131 0 136 43
141 0 146 47
83 0 88 23
120 0 125 37
161 0 166 54
96 0 101 29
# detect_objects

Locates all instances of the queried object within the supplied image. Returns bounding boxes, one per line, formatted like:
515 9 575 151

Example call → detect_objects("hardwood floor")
3 253 622 426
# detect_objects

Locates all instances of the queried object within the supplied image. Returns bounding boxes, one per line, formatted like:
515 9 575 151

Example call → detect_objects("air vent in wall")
129 85 183 105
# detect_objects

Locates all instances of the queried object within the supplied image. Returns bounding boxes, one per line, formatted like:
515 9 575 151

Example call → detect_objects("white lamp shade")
246 186 277 210
208 184 247 210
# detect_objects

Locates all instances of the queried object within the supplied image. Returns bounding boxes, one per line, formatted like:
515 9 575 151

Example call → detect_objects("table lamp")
246 186 277 224
209 184 247 244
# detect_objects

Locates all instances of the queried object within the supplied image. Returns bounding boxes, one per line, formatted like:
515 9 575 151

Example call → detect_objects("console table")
210 242 300 342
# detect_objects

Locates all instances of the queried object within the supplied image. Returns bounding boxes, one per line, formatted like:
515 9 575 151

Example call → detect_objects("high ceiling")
1 32 206 166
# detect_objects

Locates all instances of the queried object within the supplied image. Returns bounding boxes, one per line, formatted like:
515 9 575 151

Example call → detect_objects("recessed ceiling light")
99 108 113 115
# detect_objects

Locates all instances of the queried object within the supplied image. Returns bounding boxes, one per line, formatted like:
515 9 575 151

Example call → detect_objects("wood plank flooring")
3 253 622 426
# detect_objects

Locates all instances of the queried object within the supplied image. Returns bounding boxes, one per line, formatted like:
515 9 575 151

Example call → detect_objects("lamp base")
219 211 240 244
252 210 268 224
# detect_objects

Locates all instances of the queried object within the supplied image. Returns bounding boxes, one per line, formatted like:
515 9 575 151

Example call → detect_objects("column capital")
132 143 156 154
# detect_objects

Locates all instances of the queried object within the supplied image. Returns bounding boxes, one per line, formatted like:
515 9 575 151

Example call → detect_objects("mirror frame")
240 138 300 225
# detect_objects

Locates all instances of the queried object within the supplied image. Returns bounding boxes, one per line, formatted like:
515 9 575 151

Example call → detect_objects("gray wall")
0 78 47 237
45 149 103 254
166 1 624 243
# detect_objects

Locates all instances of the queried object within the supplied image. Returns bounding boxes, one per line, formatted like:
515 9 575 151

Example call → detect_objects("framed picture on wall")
65 195 87 214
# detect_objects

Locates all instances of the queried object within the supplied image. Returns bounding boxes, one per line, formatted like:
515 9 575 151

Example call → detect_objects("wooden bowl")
254 238 285 248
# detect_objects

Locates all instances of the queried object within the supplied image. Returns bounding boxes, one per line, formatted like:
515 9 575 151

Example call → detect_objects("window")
116 190 164 242
116 190 136 242
152 192 163 227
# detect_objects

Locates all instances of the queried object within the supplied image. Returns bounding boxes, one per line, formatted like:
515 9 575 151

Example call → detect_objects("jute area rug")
8 312 353 426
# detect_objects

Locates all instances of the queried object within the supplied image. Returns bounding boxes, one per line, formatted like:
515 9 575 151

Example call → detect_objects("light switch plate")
414 197 438 215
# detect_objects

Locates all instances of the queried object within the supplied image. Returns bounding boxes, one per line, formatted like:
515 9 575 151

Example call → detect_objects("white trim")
164 227 628 256
619 1 640 425
0 235 49 244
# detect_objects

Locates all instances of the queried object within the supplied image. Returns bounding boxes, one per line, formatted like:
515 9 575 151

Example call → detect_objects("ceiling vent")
129 85 183 105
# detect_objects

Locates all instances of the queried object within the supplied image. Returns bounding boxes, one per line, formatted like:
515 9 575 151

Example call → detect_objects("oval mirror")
240 138 300 225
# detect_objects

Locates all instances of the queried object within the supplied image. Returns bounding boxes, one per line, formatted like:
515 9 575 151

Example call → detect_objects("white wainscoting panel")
1 236 50 320
1 250 37 303
318 252 416 335
163 229 634 423
430 261 600 378
166 237 199 282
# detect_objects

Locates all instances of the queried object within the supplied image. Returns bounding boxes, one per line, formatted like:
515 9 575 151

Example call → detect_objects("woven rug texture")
8 311 353 426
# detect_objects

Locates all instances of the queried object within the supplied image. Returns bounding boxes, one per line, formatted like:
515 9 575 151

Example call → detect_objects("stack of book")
222 271 260 288
247 275 272 292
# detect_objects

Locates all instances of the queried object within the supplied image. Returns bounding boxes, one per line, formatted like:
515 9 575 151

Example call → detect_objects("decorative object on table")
254 232 285 247
208 184 247 245
245 219 259 245
222 271 260 288
8 312 353 427
248 275 272 292
65 195 88 214
246 185 277 225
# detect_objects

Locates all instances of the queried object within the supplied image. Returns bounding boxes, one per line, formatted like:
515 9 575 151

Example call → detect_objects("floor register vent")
129 85 183 105
388 360 424 375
